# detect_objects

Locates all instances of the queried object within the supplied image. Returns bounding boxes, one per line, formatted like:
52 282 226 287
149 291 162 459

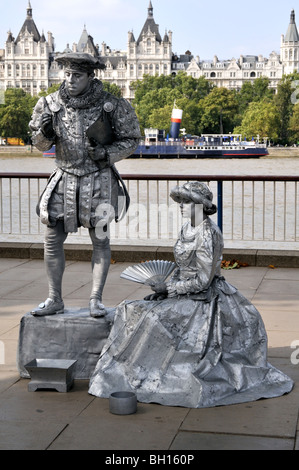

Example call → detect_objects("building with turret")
0 2 56 95
280 9 299 76
0 2 298 99
97 1 172 99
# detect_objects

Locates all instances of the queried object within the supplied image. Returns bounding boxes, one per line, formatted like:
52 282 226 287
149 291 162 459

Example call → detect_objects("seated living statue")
88 181 294 408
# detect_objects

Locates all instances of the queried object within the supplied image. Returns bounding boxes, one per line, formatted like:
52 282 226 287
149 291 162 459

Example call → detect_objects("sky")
0 0 298 60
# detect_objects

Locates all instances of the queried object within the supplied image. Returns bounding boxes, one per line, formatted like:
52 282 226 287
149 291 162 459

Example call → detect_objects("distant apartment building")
0 1 298 99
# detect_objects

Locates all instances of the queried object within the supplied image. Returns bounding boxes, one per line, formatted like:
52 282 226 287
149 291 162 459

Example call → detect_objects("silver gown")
89 218 294 408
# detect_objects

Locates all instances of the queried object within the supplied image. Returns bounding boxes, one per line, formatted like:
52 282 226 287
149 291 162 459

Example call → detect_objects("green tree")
289 102 299 144
274 71 299 144
237 77 273 114
38 83 61 97
0 88 38 142
234 99 280 142
131 72 212 134
199 87 238 134
102 81 122 97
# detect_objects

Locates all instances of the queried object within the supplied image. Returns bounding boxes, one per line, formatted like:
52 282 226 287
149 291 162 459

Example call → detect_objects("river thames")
1 153 299 249
0 152 298 176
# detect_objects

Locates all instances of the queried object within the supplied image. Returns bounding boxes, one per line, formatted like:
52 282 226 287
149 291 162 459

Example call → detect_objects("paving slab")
0 419 67 450
0 379 93 423
48 398 189 451
170 432 294 450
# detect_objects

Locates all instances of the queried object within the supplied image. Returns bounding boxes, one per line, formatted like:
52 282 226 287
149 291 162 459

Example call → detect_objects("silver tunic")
29 79 141 232
89 218 294 408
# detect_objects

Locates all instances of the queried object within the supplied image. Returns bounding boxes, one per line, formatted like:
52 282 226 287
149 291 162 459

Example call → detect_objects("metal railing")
0 172 299 250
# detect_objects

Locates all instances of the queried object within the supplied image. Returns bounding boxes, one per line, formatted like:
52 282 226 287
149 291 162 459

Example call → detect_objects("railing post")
217 180 223 232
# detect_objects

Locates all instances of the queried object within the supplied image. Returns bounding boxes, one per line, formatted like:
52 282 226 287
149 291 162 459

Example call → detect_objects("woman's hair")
170 181 217 216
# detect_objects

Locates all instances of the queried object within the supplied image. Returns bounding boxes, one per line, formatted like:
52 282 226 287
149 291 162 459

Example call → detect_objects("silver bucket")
109 391 137 415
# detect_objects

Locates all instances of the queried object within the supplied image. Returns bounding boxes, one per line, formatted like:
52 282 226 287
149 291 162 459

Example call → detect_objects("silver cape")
89 218 294 408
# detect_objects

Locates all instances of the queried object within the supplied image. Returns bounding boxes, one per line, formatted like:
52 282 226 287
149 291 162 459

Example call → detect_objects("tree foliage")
234 99 280 141
274 72 299 144
1 71 299 145
289 102 299 144
132 72 212 134
0 88 38 142
198 87 239 134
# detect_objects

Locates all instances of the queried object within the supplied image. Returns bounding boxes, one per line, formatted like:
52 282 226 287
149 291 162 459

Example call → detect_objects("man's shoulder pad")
102 91 119 113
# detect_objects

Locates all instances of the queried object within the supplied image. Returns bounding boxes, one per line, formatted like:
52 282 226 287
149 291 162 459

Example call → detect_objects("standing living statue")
89 182 294 408
29 52 141 318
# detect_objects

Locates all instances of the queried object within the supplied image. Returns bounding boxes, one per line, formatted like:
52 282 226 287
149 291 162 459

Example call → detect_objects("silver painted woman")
89 182 293 408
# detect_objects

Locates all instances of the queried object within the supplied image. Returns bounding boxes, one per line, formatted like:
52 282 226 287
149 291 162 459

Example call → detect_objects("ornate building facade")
0 2 298 99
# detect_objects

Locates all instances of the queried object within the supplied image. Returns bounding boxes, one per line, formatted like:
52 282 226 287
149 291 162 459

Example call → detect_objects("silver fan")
120 260 176 287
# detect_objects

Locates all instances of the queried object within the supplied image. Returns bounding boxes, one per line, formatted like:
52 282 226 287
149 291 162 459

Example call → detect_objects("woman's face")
180 201 204 226
180 201 194 219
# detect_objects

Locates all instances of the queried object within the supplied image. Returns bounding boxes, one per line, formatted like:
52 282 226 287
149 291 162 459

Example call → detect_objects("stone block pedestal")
18 308 114 380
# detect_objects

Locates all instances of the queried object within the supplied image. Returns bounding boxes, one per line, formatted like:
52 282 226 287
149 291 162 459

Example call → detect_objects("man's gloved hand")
88 142 107 161
41 114 55 138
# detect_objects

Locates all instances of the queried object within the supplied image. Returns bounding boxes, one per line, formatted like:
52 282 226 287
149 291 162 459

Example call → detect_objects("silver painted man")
29 53 140 317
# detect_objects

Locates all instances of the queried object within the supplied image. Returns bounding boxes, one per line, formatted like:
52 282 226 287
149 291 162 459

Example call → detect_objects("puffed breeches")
37 167 119 233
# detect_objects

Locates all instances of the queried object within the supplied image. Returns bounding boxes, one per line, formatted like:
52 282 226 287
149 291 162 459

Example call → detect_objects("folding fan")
120 260 176 287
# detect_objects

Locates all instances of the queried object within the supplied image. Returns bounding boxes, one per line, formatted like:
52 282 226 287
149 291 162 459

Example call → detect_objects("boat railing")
0 172 298 250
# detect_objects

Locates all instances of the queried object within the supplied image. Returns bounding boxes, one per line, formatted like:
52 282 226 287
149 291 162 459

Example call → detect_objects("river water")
0 153 299 176
1 153 299 249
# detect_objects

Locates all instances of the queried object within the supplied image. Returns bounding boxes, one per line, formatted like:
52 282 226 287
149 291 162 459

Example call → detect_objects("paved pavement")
0 257 299 451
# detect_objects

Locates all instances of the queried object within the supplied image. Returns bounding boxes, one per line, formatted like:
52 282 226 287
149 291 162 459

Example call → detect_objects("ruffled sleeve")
105 98 141 165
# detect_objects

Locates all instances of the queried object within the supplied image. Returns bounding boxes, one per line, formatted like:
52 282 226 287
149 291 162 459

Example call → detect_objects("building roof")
15 2 41 43
101 56 127 68
137 1 162 44
285 10 299 42
77 26 89 52
76 26 99 56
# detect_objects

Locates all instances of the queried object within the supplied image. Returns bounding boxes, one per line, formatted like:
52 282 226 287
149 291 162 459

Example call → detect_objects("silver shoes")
31 298 106 318
31 298 65 316
89 298 106 318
